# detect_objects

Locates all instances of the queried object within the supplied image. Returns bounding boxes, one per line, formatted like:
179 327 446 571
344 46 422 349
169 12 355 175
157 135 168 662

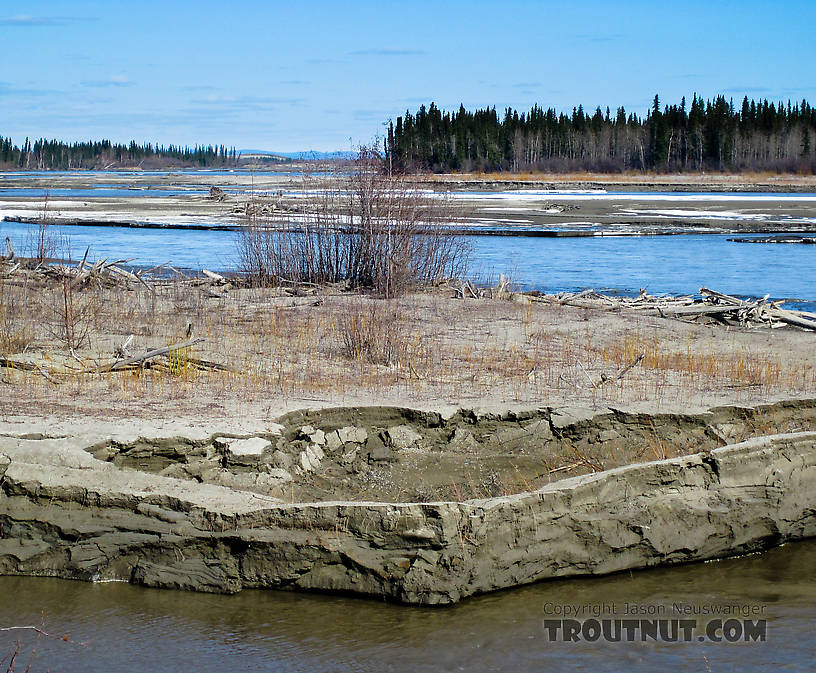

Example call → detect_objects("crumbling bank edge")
1 431 814 604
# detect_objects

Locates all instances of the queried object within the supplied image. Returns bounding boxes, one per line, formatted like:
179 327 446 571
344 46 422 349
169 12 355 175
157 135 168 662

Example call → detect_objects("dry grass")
1 276 814 420
0 280 34 355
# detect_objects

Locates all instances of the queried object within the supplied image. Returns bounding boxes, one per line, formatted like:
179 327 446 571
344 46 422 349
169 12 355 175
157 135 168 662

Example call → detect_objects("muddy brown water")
1 540 814 672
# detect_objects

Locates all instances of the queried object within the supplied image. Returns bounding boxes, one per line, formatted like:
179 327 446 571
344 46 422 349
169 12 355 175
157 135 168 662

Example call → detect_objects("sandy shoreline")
2 170 815 603
2 170 816 236
1 281 814 465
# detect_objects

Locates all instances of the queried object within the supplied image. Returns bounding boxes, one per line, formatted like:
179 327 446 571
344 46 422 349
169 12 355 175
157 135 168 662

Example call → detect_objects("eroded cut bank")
1 399 815 604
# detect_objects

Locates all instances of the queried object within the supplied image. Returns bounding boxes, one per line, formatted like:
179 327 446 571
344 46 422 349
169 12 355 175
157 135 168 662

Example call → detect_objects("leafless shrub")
337 299 408 365
238 147 469 296
27 191 57 261
49 277 96 352
0 281 32 355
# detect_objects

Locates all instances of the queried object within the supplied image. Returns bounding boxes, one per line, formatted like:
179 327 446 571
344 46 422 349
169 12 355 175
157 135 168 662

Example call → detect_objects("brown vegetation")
237 148 470 296
0 266 814 421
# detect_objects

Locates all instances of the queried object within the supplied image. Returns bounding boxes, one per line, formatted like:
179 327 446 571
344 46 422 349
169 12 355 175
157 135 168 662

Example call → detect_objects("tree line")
384 95 816 173
0 136 238 170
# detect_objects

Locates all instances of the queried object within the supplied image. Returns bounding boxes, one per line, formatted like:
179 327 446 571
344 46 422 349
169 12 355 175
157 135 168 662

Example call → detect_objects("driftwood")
530 287 815 332
455 280 480 299
202 269 226 284
1 262 20 277
0 357 60 384
699 287 745 305
594 353 646 387
454 277 517 300
92 338 205 373
658 304 736 318
1 251 235 297
766 308 816 331
180 355 233 372
114 334 135 358
0 357 39 372
208 186 227 201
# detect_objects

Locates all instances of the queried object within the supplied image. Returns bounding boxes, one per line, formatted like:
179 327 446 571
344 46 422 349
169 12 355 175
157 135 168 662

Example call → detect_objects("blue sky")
2 0 815 152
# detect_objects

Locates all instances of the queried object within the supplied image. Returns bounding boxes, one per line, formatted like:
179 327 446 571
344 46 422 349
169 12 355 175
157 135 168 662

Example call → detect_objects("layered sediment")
1 400 815 604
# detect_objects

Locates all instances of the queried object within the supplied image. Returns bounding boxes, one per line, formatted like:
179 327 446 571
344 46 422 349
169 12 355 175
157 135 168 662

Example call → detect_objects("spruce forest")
0 137 238 170
385 95 816 173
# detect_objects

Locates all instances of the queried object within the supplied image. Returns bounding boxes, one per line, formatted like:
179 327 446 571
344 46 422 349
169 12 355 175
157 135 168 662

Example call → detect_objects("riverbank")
1 272 815 601
2 400 815 603
2 279 815 428
2 169 816 237
409 171 816 192
2 170 816 603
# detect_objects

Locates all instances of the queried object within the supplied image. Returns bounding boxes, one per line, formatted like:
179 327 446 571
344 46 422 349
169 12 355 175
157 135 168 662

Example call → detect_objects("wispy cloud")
513 81 542 88
178 85 218 94
0 14 84 26
0 82 62 97
279 79 308 85
81 75 135 88
720 87 771 94
189 94 305 114
348 48 425 56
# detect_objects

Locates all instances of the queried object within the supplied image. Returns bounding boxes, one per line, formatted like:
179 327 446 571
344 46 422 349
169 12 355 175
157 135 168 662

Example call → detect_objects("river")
1 220 814 308
1 540 814 672
1 179 815 670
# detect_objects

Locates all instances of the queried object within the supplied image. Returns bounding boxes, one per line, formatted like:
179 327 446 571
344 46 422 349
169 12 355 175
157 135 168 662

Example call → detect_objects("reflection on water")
1 540 814 672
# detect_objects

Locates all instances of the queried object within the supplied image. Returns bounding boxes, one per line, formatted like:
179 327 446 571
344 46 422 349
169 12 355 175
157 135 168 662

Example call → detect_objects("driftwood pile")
454 274 517 300
1 240 236 382
1 241 153 291
89 336 230 374
536 287 816 331
1 336 230 385
1 239 233 299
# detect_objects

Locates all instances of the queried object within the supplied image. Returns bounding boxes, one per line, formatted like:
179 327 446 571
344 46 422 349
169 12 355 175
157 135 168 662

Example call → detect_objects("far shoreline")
4 214 816 239
3 165 816 191
407 171 816 193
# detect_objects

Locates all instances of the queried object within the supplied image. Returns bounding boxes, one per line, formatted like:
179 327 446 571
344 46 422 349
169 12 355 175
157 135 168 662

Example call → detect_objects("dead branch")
92 338 205 373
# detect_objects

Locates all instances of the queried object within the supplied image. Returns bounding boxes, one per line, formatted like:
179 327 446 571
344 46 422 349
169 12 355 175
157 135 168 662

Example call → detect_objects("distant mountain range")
237 149 356 161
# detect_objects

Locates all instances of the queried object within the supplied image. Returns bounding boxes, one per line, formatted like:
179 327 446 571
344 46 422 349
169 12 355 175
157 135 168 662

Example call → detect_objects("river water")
1 540 814 672
1 220 814 307
2 180 815 669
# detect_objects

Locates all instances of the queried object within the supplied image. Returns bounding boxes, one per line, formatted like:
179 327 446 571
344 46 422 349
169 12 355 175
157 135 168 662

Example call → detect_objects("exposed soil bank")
1 399 814 604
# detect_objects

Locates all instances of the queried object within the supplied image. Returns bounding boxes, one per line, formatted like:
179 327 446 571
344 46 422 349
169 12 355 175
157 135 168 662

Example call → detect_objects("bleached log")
1 262 20 277
107 264 139 282
202 269 226 284
95 338 204 372
765 309 816 331
700 287 745 305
